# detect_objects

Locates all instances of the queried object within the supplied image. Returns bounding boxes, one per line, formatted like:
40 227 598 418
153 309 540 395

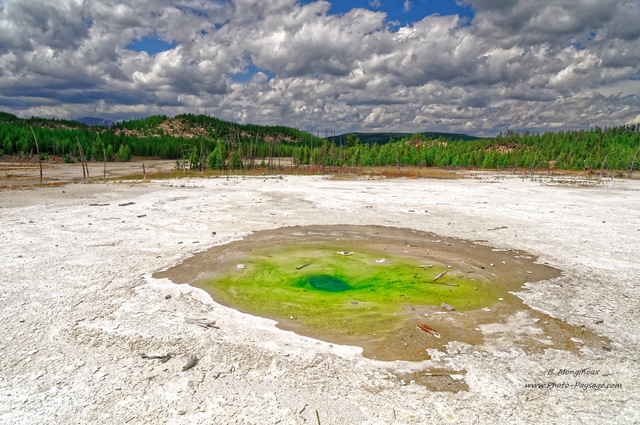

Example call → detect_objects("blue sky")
127 34 178 56
301 0 474 26
1 0 639 135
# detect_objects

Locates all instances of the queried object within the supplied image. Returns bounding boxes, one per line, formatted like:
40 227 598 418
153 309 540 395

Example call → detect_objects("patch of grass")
0 184 34 191
358 166 463 179
34 182 69 188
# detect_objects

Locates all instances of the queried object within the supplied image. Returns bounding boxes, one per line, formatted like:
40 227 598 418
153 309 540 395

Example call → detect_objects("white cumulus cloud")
0 0 637 135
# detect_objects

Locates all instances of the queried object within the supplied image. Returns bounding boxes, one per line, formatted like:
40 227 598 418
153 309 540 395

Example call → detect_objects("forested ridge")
327 131 482 144
1 111 639 174
0 112 324 165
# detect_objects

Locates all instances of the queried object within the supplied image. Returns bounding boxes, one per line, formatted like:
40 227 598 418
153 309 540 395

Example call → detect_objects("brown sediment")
155 225 609 362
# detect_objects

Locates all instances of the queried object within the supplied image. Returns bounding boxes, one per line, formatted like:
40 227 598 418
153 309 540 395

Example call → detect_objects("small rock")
182 356 198 371
236 264 245 269
441 302 455 311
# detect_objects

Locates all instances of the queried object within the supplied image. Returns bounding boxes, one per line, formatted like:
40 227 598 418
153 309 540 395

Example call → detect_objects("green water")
305 275 353 292
199 243 497 340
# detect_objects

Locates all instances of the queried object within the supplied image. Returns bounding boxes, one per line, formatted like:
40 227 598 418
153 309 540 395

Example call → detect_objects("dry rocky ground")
0 158 175 188
0 162 638 424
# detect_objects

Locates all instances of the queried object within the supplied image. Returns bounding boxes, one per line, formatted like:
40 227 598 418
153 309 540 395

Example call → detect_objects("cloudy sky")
0 0 639 136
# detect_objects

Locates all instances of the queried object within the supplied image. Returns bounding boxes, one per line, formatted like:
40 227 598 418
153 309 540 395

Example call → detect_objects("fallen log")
185 317 219 329
430 282 459 287
296 262 312 270
433 271 448 281
141 352 173 363
417 324 441 338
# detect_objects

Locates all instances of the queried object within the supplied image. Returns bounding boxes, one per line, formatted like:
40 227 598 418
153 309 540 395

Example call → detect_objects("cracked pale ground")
1 171 638 424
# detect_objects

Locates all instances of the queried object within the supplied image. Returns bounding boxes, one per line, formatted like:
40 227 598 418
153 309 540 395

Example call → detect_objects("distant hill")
327 131 484 145
74 117 114 128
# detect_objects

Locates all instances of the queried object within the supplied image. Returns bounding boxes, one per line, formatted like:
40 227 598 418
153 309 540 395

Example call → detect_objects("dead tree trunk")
599 154 609 180
528 150 539 178
249 132 256 170
29 126 43 183
75 137 89 179
629 144 640 179
200 137 204 173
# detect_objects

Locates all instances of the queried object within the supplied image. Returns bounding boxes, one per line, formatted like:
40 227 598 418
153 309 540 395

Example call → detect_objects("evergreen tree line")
0 112 324 166
0 117 132 163
1 111 639 173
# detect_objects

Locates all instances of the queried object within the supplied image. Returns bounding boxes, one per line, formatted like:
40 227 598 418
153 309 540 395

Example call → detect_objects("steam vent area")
1 175 638 424
155 225 607 363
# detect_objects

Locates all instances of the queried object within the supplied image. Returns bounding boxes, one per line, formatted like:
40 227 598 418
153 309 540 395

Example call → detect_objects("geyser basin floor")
155 225 607 361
